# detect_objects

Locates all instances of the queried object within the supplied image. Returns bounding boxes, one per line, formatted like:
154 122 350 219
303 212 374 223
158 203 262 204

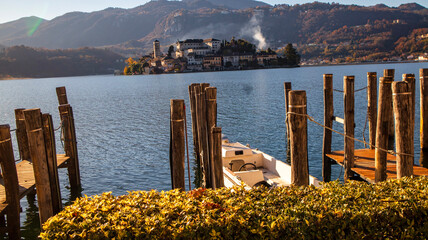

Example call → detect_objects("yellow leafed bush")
41 177 428 239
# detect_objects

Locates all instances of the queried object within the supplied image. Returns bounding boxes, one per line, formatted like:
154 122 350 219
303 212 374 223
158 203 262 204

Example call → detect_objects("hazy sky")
0 0 426 24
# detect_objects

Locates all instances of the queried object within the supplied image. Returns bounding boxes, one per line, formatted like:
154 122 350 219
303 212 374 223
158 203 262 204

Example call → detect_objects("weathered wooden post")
0 125 20 239
188 84 200 160
23 109 54 224
322 74 333 182
194 85 206 186
199 83 211 188
344 76 355 181
288 90 309 186
14 109 31 161
205 87 217 186
212 127 224 189
284 82 292 163
367 72 377 149
420 69 428 168
384 69 395 150
375 77 393 182
403 74 415 163
58 104 81 191
170 100 185 190
392 81 414 178
56 86 68 105
42 114 62 214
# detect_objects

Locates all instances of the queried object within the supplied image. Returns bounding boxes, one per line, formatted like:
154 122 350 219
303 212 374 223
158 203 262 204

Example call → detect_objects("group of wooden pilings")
285 68 428 185
0 87 80 239
169 83 224 191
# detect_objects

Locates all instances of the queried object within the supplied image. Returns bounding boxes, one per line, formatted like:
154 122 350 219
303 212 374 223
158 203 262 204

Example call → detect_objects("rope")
333 86 368 93
362 103 369 148
286 112 414 157
183 105 192 191
54 120 63 132
10 129 17 132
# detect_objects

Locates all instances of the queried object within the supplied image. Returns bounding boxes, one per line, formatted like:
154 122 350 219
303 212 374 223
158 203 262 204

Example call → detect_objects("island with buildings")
123 38 300 75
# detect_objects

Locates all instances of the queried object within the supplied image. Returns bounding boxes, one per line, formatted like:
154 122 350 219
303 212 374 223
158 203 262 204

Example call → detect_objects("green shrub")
41 177 428 239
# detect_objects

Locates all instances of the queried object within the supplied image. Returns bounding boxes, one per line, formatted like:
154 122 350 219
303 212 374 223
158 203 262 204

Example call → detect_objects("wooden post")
367 72 377 149
322 74 333 182
288 90 309 186
170 100 185 190
205 87 217 186
403 74 416 164
56 86 68 105
344 76 355 181
23 109 54 224
212 127 224 189
0 125 21 240
199 83 211 188
188 84 200 160
392 82 414 178
420 69 428 168
194 85 206 187
384 69 395 150
58 104 81 191
14 109 31 161
375 77 393 182
284 82 292 163
42 114 62 214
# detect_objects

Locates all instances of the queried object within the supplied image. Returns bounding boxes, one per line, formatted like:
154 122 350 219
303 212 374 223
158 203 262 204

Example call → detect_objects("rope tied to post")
333 86 368 93
286 112 415 158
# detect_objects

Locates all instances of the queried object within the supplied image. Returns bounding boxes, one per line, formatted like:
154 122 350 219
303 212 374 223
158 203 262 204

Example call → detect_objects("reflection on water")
0 62 425 237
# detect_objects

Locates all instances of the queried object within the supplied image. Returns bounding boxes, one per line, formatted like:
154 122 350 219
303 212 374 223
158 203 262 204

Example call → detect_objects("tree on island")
167 45 174 57
221 37 256 55
283 43 300 66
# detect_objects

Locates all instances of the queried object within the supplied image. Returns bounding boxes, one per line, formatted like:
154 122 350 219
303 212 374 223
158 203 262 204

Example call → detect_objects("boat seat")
229 159 245 172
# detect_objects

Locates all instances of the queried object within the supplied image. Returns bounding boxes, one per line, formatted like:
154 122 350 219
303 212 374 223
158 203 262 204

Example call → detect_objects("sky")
0 0 427 24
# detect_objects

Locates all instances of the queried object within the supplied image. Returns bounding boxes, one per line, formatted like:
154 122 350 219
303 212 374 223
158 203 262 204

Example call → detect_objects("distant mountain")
398 3 426 10
0 0 269 49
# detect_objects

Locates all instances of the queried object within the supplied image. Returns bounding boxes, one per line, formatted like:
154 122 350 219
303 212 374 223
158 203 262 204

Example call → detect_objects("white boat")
222 138 321 188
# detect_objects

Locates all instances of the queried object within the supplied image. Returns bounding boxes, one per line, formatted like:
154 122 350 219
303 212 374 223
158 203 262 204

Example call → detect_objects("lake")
0 62 426 238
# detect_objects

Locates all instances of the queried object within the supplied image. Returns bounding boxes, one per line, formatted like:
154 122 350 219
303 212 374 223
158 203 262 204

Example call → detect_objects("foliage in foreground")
41 177 428 239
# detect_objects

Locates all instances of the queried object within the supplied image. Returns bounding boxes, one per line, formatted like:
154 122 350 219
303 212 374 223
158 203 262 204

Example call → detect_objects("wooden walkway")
0 155 69 214
327 149 428 184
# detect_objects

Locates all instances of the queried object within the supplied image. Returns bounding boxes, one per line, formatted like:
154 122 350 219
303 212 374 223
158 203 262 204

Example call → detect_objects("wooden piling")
198 83 211 188
420 69 428 168
284 82 292 163
392 81 414 178
170 100 185 190
375 77 393 182
403 74 415 165
23 109 54 224
212 127 224 189
383 69 395 150
288 90 309 186
344 76 355 181
15 109 31 161
367 72 377 149
322 74 333 182
56 86 68 105
205 87 217 186
194 85 206 186
42 114 62 214
58 104 81 191
0 125 20 240
188 84 200 159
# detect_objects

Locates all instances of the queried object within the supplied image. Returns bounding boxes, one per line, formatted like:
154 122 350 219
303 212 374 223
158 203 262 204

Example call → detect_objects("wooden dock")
327 149 428 184
0 86 80 239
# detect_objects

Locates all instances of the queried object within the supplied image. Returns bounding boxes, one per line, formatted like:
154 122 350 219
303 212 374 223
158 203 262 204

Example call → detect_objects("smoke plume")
240 11 267 49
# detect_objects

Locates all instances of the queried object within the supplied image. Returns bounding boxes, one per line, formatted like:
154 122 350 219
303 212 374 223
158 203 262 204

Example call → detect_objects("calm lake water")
0 62 426 238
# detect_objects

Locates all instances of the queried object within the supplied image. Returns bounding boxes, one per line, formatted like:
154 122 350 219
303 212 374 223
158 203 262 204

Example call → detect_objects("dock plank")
327 149 428 183
0 154 70 209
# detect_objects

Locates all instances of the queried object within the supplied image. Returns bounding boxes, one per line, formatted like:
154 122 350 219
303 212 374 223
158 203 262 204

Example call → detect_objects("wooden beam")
56 86 68 105
0 125 20 240
322 74 333 182
170 100 185 191
392 81 413 178
375 77 393 182
288 90 309 186
212 127 224 189
14 109 31 161
383 69 395 150
206 87 217 187
284 82 292 164
419 69 428 168
344 76 355 181
367 72 377 149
